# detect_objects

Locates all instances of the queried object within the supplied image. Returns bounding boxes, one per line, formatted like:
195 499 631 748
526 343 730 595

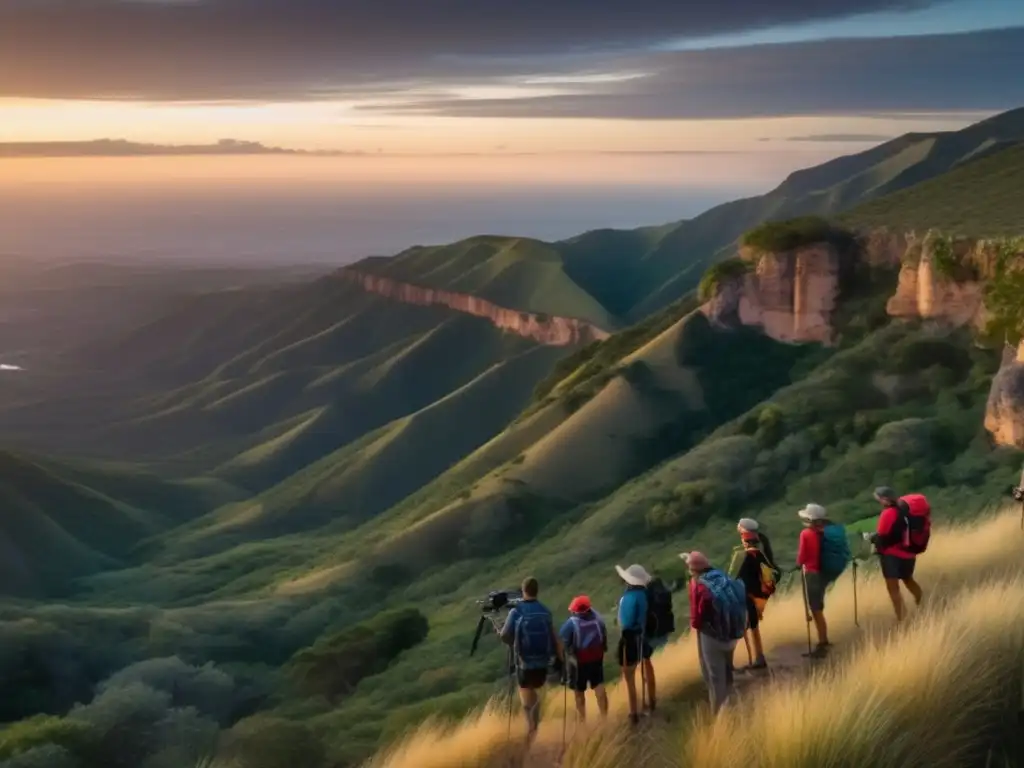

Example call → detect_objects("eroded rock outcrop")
702 243 842 345
885 233 990 328
985 342 1024 449
337 269 610 347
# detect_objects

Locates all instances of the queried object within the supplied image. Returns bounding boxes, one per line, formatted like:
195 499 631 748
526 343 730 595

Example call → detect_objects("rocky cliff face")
985 342 1024 449
702 243 842 345
337 270 610 347
885 233 990 328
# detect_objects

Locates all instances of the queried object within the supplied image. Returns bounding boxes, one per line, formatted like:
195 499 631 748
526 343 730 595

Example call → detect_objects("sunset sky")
2 0 1023 156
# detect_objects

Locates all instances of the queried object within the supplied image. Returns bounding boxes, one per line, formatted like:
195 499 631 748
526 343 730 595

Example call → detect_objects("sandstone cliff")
702 242 842 345
337 269 610 347
985 342 1024 449
885 232 990 328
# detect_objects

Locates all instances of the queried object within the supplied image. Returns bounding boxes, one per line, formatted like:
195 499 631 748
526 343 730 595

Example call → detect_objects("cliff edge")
336 269 610 347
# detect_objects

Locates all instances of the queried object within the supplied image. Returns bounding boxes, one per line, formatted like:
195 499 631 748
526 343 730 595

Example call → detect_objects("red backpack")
899 494 931 554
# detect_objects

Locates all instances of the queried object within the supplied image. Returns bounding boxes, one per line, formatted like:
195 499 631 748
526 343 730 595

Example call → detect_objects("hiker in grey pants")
681 550 739 714
697 632 737 713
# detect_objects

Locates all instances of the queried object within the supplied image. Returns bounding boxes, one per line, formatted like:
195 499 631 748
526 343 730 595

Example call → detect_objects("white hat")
737 518 759 533
798 503 827 521
615 563 651 586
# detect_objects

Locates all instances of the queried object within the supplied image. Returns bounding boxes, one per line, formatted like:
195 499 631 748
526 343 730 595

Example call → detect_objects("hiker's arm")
499 609 517 646
874 508 901 549
796 529 812 569
691 584 712 631
551 624 564 663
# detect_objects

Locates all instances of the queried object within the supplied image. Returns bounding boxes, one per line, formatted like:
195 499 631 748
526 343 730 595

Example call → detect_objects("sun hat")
568 595 592 613
615 564 652 586
679 551 710 570
737 518 759 533
797 503 827 521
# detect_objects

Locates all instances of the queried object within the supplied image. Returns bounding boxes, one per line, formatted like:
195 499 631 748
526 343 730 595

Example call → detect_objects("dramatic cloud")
0 0 947 101
357 29 1024 119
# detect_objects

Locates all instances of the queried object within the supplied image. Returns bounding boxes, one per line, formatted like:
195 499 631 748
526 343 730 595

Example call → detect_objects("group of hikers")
498 486 932 739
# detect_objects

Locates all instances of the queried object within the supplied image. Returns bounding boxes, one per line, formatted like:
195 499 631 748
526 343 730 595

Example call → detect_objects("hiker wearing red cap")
558 595 609 720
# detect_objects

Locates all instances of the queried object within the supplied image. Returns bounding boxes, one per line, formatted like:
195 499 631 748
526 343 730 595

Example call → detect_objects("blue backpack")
515 606 554 670
699 569 748 642
569 614 604 664
819 524 851 581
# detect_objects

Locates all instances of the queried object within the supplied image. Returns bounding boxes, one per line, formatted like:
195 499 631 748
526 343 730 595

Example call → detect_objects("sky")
0 0 1022 156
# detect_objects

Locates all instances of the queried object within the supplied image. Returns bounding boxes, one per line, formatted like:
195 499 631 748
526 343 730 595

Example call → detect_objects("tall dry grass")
367 507 1024 768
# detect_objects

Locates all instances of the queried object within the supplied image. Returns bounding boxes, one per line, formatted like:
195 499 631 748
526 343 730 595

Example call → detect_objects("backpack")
756 554 778 597
644 578 676 639
569 614 604 664
819 524 851 582
698 570 748 642
514 606 553 671
899 494 932 554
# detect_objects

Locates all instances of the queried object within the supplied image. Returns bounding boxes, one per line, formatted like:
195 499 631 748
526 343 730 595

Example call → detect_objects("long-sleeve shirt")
618 586 647 632
876 501 914 558
689 577 715 632
797 528 821 573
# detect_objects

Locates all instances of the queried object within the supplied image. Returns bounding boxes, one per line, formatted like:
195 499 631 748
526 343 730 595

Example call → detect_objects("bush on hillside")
697 257 751 301
286 608 428 701
741 216 852 253
214 715 325 768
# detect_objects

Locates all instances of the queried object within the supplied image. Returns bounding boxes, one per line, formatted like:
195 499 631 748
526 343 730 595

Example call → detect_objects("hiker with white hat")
796 503 834 658
730 518 781 671
614 563 655 725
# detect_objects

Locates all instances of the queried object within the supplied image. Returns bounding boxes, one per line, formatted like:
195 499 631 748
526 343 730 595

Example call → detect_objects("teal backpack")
819 524 851 582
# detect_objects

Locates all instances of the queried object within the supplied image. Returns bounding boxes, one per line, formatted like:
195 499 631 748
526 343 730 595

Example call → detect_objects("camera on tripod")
1011 485 1024 503
469 589 523 656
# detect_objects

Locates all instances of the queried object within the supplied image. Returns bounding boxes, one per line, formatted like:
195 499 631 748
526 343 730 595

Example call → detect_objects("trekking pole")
743 631 753 667
561 672 567 754
800 567 813 657
639 633 647 713
852 559 860 628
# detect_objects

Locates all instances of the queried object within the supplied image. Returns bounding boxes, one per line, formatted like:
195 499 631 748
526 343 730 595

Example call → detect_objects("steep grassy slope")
0 451 215 597
844 140 1024 235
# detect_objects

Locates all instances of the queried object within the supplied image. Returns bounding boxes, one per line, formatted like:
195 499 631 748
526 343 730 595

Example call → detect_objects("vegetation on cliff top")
697 257 752 301
740 216 854 253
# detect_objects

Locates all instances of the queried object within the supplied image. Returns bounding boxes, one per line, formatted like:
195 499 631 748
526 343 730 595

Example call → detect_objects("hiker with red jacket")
558 595 609 721
796 504 832 658
868 486 925 622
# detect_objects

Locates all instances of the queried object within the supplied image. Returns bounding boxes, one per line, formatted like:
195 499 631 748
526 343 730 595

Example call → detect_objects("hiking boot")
629 713 640 726
748 656 768 670
804 643 830 659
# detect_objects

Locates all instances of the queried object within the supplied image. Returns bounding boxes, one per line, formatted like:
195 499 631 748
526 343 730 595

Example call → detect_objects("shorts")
618 632 652 667
804 571 828 613
881 554 917 580
569 660 605 692
517 667 547 690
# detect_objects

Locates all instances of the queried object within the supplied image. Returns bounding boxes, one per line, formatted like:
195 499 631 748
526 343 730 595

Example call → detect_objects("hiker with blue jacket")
614 563 656 725
680 550 747 714
500 577 564 741
558 595 609 721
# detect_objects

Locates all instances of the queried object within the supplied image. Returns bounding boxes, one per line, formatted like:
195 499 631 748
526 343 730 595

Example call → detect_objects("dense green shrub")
697 257 751 301
286 608 428 701
741 217 852 253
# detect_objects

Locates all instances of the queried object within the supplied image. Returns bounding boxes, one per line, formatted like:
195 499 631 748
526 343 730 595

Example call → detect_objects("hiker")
731 518 780 670
500 577 564 741
868 486 925 622
796 503 836 658
615 563 656 724
558 595 609 721
680 551 747 714
644 569 676 655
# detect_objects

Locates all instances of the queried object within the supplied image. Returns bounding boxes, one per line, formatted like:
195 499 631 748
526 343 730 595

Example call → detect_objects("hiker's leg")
621 665 639 716
573 691 586 721
751 626 766 662
904 578 923 605
642 653 657 711
594 684 609 716
812 610 829 645
884 578 905 621
518 686 540 735
698 633 729 714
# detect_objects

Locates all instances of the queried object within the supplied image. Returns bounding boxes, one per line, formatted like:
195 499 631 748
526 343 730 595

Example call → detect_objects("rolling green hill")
2 108 1024 768
843 140 1024 235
